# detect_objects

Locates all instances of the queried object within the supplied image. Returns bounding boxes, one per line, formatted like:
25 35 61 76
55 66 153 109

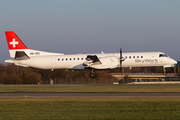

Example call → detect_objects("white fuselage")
4 31 177 71
9 51 176 70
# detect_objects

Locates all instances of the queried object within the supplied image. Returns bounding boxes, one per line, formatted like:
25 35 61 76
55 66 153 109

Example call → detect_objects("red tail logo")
5 31 28 50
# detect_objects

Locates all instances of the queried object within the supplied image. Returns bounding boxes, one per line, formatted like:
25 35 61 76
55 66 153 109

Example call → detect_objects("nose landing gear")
163 67 166 75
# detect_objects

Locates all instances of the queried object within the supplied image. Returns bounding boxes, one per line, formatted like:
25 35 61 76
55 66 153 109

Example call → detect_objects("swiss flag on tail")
5 31 28 50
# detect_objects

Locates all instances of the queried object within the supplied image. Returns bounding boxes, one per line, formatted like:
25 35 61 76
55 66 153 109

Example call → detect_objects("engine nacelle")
89 56 119 69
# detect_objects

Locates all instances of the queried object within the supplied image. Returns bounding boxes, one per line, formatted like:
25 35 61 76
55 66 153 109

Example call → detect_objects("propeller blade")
119 48 122 72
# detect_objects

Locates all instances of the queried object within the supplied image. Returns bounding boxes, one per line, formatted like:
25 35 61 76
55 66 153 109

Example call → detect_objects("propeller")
119 48 122 73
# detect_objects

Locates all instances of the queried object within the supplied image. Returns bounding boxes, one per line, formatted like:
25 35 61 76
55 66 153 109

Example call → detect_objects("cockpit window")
159 54 168 57
164 54 168 57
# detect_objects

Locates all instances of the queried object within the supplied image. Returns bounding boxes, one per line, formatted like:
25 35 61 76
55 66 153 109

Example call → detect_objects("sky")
0 0 180 63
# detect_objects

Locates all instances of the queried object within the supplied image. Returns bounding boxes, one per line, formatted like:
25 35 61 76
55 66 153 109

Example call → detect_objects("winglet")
5 31 28 50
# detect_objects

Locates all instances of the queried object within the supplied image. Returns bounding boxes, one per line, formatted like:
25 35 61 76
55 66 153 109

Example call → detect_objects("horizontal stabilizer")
15 63 29 67
15 51 30 60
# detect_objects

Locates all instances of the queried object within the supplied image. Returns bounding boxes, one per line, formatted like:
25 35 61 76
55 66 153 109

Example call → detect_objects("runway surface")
0 92 180 98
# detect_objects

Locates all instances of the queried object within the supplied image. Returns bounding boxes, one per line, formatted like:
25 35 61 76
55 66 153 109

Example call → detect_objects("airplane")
4 31 177 78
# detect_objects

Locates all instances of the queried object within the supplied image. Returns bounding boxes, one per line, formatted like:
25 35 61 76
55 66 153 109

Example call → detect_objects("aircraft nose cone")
170 58 177 66
168 58 177 67
174 60 177 65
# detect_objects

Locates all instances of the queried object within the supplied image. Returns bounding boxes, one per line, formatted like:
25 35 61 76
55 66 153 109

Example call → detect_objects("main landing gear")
90 69 97 79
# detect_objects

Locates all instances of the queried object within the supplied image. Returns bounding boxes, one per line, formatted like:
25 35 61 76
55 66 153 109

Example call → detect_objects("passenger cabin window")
141 56 143 58
137 56 139 58
74 58 75 60
133 56 135 59
129 56 131 59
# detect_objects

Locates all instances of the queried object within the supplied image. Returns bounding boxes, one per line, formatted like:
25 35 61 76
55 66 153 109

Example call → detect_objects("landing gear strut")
90 69 97 79
163 67 166 75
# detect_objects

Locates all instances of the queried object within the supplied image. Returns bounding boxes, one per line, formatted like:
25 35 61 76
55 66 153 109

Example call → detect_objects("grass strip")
0 98 180 120
1 85 180 92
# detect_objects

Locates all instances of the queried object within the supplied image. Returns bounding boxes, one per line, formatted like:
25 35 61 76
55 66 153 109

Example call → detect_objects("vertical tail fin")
5 31 28 58
5 31 28 50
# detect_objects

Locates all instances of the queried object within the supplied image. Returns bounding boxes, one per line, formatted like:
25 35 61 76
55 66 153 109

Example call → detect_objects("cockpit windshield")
159 54 168 57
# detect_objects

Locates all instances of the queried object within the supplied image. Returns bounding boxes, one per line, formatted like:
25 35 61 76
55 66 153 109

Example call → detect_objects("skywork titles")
135 59 158 63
